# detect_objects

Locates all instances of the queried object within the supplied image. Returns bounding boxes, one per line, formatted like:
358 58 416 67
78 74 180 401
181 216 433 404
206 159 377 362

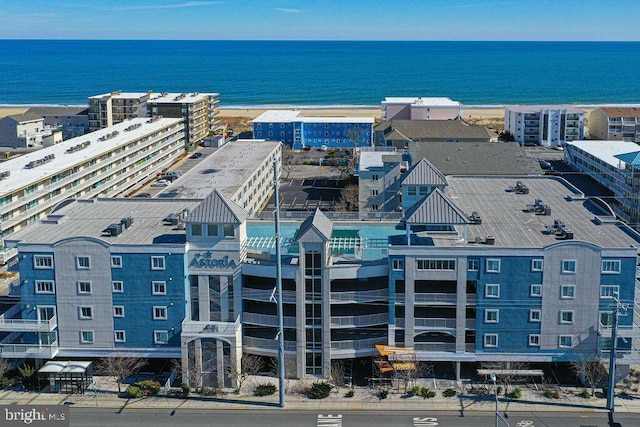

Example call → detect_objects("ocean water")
0 40 639 107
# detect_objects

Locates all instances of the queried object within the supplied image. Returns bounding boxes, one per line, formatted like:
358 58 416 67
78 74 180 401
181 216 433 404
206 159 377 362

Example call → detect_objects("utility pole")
273 158 285 408
606 293 628 413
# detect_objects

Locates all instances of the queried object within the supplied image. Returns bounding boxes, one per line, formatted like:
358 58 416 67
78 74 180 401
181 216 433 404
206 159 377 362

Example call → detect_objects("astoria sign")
189 251 237 269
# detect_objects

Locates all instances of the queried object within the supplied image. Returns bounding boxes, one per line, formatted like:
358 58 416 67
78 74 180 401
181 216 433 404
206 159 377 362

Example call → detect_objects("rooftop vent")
527 199 551 215
0 171 10 180
124 123 142 132
98 131 119 141
120 216 134 229
547 219 574 240
26 154 55 169
511 181 529 194
468 211 482 224
66 141 91 153
103 223 123 237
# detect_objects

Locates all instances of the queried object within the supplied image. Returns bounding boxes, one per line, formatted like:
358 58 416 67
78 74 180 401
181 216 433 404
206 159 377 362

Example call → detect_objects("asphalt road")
69 408 634 427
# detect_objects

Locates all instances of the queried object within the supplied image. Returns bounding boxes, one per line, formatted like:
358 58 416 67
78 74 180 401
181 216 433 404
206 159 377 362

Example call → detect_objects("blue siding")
253 120 373 150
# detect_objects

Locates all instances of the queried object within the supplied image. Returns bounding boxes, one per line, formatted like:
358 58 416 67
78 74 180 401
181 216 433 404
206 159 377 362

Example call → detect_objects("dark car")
190 152 203 159
134 193 151 198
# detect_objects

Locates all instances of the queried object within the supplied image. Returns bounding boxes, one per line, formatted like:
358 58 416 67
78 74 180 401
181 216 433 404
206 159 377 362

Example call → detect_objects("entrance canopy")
38 360 93 394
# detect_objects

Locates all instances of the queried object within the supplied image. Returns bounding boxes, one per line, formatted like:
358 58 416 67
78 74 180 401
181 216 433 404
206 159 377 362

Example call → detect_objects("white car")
320 145 328 151
152 179 170 187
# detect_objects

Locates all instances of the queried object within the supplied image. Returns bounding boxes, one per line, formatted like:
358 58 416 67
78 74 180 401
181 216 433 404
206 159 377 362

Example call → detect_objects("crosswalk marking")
318 414 342 427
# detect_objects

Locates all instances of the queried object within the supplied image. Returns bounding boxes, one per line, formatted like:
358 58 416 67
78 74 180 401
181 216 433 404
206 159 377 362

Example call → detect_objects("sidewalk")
2 388 639 413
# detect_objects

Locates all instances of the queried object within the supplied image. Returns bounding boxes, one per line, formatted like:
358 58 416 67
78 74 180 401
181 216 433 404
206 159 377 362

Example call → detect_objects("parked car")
160 171 182 180
320 145 328 151
152 179 170 187
134 193 151 198
538 158 552 169
190 152 202 159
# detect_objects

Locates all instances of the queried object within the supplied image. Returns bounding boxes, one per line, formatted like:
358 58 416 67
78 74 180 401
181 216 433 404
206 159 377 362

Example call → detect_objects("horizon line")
1 38 639 43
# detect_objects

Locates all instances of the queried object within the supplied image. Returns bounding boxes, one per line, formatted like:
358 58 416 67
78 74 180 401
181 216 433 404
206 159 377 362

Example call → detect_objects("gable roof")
27 106 88 116
615 151 640 166
187 189 248 224
404 188 469 225
295 208 333 241
4 112 44 123
375 119 495 141
402 158 448 186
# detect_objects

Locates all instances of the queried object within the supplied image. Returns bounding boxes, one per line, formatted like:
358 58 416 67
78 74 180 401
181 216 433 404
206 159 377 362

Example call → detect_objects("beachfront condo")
588 107 640 143
504 106 585 147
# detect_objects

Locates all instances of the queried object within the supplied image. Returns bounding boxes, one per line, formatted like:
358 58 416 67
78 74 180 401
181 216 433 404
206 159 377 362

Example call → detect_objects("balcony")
244 336 296 352
331 337 385 355
0 306 57 332
330 289 388 303
414 318 456 330
414 342 455 352
330 313 388 328
242 288 296 303
242 312 296 328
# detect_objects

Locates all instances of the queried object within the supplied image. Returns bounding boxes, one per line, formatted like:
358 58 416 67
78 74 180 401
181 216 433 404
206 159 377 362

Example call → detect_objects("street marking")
413 417 438 426
318 414 342 427
516 421 535 427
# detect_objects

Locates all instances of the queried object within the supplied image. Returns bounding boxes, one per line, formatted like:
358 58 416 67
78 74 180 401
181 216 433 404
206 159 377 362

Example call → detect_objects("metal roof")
615 151 640 166
295 208 334 241
402 158 448 186
187 189 248 224
404 188 469 225
375 119 495 141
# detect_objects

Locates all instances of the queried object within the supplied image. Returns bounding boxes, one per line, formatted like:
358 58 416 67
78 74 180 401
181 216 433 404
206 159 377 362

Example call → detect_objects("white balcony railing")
414 318 456 329
414 342 456 352
330 313 388 327
0 342 58 358
330 289 388 303
243 336 296 352
242 288 296 303
242 312 296 328
0 305 57 332
331 337 386 351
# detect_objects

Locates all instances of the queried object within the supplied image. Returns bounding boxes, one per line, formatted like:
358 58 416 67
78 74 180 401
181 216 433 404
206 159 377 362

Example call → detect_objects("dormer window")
191 223 202 236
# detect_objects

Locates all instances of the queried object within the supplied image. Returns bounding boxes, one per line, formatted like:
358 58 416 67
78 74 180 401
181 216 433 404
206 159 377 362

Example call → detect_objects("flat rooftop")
156 139 281 199
0 117 183 197
441 176 640 248
505 105 585 114
566 140 639 169
4 198 201 246
383 97 460 107
147 92 219 104
253 110 375 124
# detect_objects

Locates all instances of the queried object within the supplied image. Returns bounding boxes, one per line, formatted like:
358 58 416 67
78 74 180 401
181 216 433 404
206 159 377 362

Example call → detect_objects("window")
77 281 92 294
154 330 169 344
35 280 55 294
484 334 498 348
151 256 165 270
468 259 479 271
79 306 93 319
111 306 123 318
561 285 575 299
530 284 542 297
600 311 613 327
76 256 91 269
559 335 572 348
111 256 122 268
562 259 576 273
114 330 126 342
191 223 202 236
529 334 540 346
486 259 500 273
371 189 378 196
600 285 619 299
407 186 416 196
223 224 234 237
601 260 621 274
80 330 94 343
153 306 167 320
372 174 379 181
112 281 123 293
484 309 499 323
207 224 218 236
560 310 574 324
34 255 53 269
392 259 404 271
371 204 379 211
152 281 167 295
531 259 543 271
529 309 541 322
485 284 500 298
416 259 456 270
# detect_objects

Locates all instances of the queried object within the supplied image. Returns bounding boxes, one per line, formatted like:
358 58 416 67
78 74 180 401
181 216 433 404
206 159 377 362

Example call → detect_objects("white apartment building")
0 113 48 148
564 140 640 226
588 107 640 143
88 91 220 148
505 106 584 147
0 117 185 239
381 97 461 121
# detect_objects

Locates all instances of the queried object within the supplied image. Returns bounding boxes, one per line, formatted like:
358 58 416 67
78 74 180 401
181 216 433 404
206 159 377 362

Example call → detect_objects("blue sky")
1 0 639 40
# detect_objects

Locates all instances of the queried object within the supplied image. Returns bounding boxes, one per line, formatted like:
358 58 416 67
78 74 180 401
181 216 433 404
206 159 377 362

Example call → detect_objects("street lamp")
490 373 510 427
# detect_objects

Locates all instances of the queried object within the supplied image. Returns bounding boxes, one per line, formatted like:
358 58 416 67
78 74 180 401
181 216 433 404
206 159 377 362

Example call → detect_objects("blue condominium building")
252 110 374 150
2 171 638 386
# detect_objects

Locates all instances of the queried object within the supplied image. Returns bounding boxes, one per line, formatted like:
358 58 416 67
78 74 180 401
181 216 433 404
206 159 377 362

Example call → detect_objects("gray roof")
295 208 334 241
187 189 248 224
404 188 469 225
375 119 496 141
26 106 88 117
402 158 448 186
4 112 44 123
410 141 542 175
4 198 202 246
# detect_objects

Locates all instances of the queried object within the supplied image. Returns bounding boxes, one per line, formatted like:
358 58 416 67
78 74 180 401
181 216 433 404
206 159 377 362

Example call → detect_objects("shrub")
578 389 591 399
544 389 560 399
308 382 332 399
18 364 38 389
443 388 457 398
181 384 191 396
0 377 16 389
407 385 422 397
344 389 355 398
255 383 277 397
419 388 436 399
137 380 161 396
378 389 388 399
199 386 217 396
125 385 143 398
509 388 522 399
496 386 503 396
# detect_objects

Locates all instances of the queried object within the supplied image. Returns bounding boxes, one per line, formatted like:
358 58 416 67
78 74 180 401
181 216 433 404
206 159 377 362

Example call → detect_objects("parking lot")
264 177 351 211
